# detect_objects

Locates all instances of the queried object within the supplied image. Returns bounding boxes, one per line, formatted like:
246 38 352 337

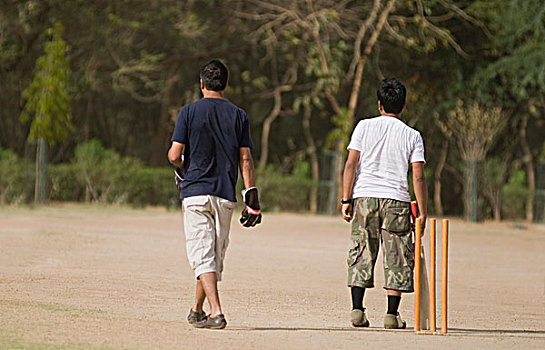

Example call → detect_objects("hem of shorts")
195 267 217 279
383 286 414 293
348 282 374 289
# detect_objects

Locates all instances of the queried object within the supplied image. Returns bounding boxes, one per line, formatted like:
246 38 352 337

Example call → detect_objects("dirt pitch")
0 204 544 350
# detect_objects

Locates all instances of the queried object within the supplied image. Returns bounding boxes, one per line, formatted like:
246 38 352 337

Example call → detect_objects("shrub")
0 148 27 205
502 169 530 220
126 167 178 207
48 163 84 202
74 140 140 203
256 161 313 212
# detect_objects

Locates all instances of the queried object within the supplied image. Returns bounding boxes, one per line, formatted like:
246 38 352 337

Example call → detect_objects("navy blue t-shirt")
171 98 253 202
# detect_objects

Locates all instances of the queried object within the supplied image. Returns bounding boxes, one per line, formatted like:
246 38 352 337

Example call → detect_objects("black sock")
351 287 365 311
387 295 401 315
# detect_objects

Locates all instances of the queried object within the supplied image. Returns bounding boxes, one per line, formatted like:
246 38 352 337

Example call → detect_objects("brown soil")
0 205 544 349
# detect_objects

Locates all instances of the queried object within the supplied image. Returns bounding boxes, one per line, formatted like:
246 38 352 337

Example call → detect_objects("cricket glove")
174 167 184 194
240 187 262 227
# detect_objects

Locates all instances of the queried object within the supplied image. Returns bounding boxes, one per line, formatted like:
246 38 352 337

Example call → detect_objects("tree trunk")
258 88 282 171
34 138 47 204
335 0 396 206
302 105 319 213
151 66 180 166
493 192 501 222
346 0 396 125
434 139 448 216
84 93 94 141
520 116 536 221
464 159 478 222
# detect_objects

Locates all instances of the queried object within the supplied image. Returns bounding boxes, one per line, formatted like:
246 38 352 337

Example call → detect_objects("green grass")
0 339 120 350
1 299 106 319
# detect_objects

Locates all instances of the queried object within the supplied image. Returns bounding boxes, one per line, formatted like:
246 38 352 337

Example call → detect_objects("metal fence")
317 151 340 215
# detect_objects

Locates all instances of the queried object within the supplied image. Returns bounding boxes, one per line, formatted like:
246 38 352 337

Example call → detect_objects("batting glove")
240 187 262 227
174 167 184 194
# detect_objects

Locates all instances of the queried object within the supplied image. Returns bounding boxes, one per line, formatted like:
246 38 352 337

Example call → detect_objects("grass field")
0 205 544 349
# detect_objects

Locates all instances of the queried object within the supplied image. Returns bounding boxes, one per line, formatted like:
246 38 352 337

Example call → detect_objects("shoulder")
228 101 247 115
404 123 423 139
404 125 424 146
179 100 202 114
392 118 421 136
213 99 247 114
355 115 380 124
354 115 379 129
228 102 249 121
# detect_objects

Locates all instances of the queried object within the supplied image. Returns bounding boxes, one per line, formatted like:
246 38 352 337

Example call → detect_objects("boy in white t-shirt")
341 78 428 329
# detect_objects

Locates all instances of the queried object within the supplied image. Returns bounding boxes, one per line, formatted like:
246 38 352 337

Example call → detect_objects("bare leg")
199 272 222 317
192 279 206 313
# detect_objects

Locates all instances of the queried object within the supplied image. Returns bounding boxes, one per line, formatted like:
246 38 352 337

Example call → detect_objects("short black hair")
377 78 406 114
199 59 228 91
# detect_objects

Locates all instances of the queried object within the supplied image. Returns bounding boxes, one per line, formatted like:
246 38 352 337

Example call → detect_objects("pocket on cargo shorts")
347 240 362 267
383 207 410 233
219 199 236 210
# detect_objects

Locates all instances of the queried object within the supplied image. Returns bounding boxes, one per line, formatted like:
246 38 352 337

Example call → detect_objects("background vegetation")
1 0 544 220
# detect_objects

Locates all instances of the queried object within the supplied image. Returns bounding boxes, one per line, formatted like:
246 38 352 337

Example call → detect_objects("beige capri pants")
183 195 236 281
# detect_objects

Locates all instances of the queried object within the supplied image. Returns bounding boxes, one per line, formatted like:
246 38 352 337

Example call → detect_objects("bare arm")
412 161 428 234
167 141 184 168
239 147 256 189
341 149 360 222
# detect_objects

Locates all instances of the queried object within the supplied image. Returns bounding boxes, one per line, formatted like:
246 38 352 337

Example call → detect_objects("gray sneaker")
384 313 406 329
193 314 227 329
187 309 206 324
350 309 370 327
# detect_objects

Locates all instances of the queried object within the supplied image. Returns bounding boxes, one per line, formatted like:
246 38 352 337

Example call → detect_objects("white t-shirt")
347 116 425 203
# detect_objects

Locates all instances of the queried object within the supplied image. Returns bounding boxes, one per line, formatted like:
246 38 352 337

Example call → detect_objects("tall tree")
238 0 480 211
439 101 506 221
473 0 545 221
20 21 73 203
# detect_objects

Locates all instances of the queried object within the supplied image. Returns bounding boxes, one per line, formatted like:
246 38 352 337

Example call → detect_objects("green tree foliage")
18 20 72 203
471 0 545 220
20 21 73 145
475 0 545 102
0 0 543 219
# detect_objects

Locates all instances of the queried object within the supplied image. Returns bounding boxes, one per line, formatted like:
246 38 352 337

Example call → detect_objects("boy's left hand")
342 203 353 222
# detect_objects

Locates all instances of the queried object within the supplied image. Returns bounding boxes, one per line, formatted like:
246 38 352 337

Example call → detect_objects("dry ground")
0 204 544 349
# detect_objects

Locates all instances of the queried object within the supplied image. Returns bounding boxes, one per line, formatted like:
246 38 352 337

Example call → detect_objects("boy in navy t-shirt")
168 59 261 329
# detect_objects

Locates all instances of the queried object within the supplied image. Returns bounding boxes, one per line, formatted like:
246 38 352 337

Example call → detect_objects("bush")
2 141 314 210
74 140 140 203
127 167 178 207
48 163 84 201
48 142 177 207
502 169 530 220
256 161 313 212
0 148 27 205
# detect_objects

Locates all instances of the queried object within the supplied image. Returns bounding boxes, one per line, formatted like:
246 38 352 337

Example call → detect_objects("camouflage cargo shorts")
347 197 414 292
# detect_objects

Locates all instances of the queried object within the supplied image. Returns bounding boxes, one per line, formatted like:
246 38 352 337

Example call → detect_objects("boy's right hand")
240 187 262 227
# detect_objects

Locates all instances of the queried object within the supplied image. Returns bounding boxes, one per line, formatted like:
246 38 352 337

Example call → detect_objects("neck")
382 113 399 118
202 90 224 99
